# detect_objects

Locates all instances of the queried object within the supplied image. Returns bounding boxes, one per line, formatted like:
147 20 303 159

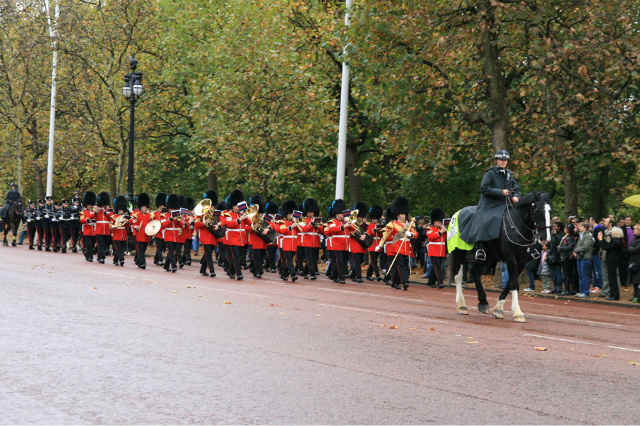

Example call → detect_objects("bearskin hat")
217 201 228 211
303 197 319 215
136 193 150 209
227 189 244 207
155 192 167 208
332 199 347 214
114 195 128 212
385 206 395 222
204 190 218 205
83 191 96 206
369 205 383 220
265 201 278 215
430 207 445 223
96 191 110 207
391 197 410 217
281 200 298 217
179 195 187 209
249 194 265 214
166 193 180 210
186 196 195 211
353 202 368 218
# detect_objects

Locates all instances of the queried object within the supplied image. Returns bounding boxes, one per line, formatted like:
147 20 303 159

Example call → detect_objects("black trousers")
296 246 305 273
154 238 165 265
226 244 242 277
239 244 248 268
113 240 125 264
327 250 337 279
303 246 319 275
428 256 446 286
333 250 349 281
83 235 96 260
36 223 44 246
61 227 71 250
391 253 410 284
266 245 277 271
51 223 61 248
175 242 183 266
606 262 622 299
43 223 52 247
281 250 296 278
136 241 148 267
70 225 80 248
251 248 266 276
200 244 216 274
562 259 579 293
352 252 365 279
218 242 227 268
27 225 37 246
164 241 178 270
96 234 108 260
380 249 389 271
367 251 381 278
181 238 192 264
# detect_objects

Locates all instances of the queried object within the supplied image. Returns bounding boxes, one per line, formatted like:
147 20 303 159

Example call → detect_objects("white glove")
375 245 381 252
44 215 49 219
27 219 32 223
405 231 412 237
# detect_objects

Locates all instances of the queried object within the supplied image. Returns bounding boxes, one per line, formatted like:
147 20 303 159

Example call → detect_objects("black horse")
2 199 23 246
447 191 554 322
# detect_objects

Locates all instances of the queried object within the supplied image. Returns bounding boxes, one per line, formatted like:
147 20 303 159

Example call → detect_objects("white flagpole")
335 0 353 200
44 0 60 197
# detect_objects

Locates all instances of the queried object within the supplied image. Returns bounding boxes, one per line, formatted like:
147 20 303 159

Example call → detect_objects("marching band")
12 189 446 291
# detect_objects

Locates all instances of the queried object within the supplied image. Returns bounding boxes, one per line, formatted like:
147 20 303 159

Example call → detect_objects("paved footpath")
2 246 640 424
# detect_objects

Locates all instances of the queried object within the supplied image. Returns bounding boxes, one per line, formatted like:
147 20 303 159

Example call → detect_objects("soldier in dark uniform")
24 200 38 250
51 201 63 252
35 199 46 250
59 200 72 253
181 196 196 266
69 196 82 252
459 150 521 260
42 196 54 251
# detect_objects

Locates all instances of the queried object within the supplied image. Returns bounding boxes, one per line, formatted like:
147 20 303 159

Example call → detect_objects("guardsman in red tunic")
110 195 130 266
181 196 196 266
276 200 300 281
264 202 279 273
194 190 219 277
366 205 384 281
324 205 336 279
377 197 417 290
215 201 229 271
80 191 97 262
350 202 369 283
326 199 355 284
160 194 185 273
131 192 152 269
175 195 189 268
248 194 272 279
426 207 448 288
94 191 111 264
221 190 252 280
153 193 168 266
299 197 322 280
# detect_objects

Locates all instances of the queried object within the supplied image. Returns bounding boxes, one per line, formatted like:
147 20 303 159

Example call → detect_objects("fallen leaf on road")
534 347 548 351
316 314 321 317
409 327 418 330
429 327 435 331
252 280 257 284
186 286 194 288
389 325 398 329
172 290 178 293
467 341 478 344
270 304 280 307
224 300 231 304
468 336 474 339
378 324 386 327
93 287 97 290
591 355 607 357
629 361 640 366
278 312 286 314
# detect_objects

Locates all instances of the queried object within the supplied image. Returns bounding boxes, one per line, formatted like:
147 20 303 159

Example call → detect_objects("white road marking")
608 311 640 318
525 333 640 353
318 303 448 323
317 288 423 302
93 271 136 279
201 287 269 298
471 307 622 327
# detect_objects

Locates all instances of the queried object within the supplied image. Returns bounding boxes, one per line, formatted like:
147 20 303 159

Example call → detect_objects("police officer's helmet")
10 182 17 188
494 150 510 160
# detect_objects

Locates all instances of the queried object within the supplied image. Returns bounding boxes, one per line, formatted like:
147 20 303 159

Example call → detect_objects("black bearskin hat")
136 193 150 209
353 202 368 218
83 191 97 206
217 201 228 211
303 197 319 215
186 196 195 211
204 190 218 205
385 206 395 222
114 195 128 212
391 197 410 217
369 205 383 220
332 199 347 214
227 189 245 207
155 192 167 208
265 201 278 215
281 200 298 217
97 191 110 208
166 193 180 210
250 194 265 214
430 208 445 223
179 195 187 209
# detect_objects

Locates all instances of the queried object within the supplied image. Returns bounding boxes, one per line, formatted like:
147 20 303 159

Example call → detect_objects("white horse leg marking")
492 299 506 319
456 266 468 315
544 203 552 241
511 289 527 322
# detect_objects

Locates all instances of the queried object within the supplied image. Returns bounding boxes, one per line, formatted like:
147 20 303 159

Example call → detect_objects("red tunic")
194 220 218 246
222 211 252 246
94 209 111 236
80 209 95 237
327 218 351 251
367 222 383 253
386 220 417 256
110 214 129 241
299 217 323 248
277 219 299 252
130 211 152 243
426 225 447 257
161 215 186 243
350 221 369 254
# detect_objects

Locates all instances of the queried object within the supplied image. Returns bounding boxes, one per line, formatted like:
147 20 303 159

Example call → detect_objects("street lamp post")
122 58 144 203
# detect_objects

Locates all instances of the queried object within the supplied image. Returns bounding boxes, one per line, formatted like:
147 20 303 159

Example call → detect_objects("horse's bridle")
503 198 551 248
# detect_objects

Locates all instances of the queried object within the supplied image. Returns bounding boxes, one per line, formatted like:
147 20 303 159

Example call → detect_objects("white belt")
300 232 315 236
332 235 350 238
97 220 109 224
166 227 180 231
281 235 296 239
430 241 445 245
399 238 410 242
227 229 246 232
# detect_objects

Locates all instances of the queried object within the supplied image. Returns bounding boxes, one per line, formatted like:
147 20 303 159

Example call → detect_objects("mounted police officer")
459 150 521 261
1 182 22 220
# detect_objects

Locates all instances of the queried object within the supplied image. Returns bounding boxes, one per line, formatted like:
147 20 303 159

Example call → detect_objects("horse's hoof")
492 309 504 319
457 306 469 315
478 304 490 314
513 315 527 323
2 242 7 246
12 242 16 247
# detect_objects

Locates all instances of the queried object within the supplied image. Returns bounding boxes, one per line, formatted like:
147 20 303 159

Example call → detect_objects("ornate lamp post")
122 58 144 203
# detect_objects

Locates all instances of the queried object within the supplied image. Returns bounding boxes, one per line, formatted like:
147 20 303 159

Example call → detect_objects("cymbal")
145 219 162 236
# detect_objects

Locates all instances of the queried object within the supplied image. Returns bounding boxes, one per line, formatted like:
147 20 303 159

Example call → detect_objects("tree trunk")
16 130 23 192
563 157 578 217
208 169 218 192
346 142 362 205
591 167 608 219
108 160 117 197
478 0 511 155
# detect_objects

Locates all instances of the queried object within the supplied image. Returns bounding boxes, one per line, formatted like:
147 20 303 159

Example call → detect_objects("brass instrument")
391 217 416 244
110 215 129 230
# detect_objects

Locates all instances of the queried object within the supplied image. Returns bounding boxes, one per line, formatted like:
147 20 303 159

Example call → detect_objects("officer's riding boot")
475 242 486 261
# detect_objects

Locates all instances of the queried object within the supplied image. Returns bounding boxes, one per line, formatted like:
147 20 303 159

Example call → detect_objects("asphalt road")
2 247 640 424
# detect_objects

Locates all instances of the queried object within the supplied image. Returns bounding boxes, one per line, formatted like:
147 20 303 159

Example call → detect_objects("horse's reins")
502 197 550 250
